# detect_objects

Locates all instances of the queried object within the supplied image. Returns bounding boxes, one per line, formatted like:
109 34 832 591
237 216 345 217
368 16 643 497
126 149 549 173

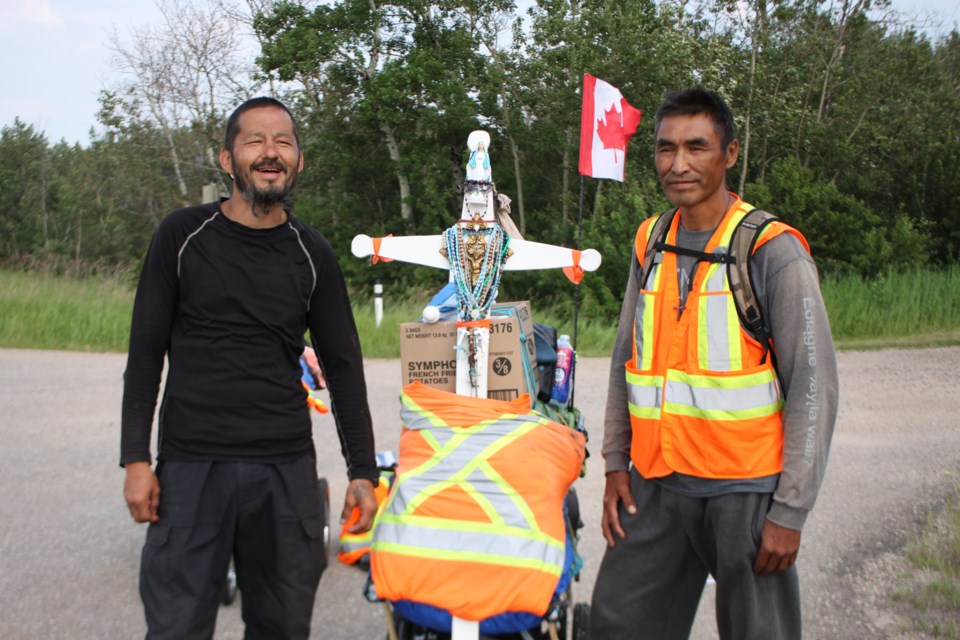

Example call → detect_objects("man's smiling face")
222 106 303 214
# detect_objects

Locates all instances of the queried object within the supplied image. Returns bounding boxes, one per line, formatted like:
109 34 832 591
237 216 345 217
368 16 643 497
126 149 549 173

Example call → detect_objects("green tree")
745 156 926 277
0 120 52 258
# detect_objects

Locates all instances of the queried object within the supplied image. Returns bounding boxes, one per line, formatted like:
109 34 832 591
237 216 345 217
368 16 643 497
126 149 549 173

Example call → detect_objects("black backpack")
639 208 781 351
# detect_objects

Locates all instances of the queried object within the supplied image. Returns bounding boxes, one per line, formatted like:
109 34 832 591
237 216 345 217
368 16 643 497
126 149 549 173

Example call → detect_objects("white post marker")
353 131 602 639
374 280 384 328
201 182 219 203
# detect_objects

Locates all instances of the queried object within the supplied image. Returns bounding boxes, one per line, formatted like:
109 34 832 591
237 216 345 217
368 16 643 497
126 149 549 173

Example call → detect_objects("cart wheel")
572 603 590 640
564 488 582 532
221 559 238 605
318 477 331 562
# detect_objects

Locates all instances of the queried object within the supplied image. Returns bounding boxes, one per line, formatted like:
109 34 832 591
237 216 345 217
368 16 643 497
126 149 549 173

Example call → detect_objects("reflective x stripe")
664 369 781 420
375 397 565 575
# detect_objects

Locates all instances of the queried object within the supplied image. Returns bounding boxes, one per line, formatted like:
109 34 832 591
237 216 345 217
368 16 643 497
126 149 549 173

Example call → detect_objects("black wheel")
318 477 331 562
221 558 238 605
564 488 582 533
572 603 590 640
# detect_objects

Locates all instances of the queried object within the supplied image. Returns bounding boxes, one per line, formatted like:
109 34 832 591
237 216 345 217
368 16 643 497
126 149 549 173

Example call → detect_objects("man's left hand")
340 478 377 534
753 518 801 575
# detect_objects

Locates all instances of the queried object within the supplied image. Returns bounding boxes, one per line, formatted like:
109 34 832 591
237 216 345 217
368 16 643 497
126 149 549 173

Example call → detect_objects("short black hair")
223 97 301 154
654 88 737 150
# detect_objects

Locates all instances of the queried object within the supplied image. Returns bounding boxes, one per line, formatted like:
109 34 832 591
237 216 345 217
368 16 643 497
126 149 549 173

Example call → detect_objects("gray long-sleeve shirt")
602 219 839 530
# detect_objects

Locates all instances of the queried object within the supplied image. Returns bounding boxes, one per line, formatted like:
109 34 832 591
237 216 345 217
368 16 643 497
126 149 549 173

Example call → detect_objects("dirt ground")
1 346 958 639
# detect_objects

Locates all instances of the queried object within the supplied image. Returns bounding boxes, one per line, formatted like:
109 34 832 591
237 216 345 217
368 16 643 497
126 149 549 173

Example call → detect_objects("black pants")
140 456 326 640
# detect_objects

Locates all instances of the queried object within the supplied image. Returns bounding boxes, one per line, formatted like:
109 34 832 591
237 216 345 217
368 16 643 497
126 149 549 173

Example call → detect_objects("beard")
233 159 298 217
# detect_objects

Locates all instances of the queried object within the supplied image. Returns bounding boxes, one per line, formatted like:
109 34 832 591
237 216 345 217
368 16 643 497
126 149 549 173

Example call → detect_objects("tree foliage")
1 0 958 315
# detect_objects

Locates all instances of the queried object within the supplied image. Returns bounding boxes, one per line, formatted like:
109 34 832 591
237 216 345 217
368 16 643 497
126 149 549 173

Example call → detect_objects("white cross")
353 131 601 639
353 131 601 399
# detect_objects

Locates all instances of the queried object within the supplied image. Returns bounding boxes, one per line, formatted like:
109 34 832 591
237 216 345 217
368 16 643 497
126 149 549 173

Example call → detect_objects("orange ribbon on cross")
371 235 395 265
563 250 585 284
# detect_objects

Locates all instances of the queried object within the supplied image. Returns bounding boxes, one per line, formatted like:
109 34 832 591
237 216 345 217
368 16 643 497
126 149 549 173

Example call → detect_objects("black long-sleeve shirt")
120 200 377 482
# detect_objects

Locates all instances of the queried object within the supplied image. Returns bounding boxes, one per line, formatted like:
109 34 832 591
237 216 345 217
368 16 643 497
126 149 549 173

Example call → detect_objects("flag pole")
569 173 585 409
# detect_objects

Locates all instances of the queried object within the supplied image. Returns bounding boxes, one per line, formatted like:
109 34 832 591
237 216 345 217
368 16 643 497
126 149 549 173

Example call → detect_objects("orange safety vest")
370 382 585 622
627 197 809 479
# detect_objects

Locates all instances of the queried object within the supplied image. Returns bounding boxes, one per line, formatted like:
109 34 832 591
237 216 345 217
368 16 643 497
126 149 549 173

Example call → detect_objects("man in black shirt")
121 97 378 639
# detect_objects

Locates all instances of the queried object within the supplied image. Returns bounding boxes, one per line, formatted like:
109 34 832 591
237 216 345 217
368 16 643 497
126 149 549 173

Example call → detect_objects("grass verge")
3 265 960 356
0 269 133 352
894 484 960 638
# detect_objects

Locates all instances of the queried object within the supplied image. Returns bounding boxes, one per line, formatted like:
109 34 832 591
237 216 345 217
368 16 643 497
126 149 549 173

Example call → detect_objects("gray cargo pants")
590 468 801 640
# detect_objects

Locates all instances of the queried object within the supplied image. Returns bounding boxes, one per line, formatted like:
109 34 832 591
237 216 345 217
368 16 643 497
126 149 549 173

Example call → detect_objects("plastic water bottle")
551 334 574 405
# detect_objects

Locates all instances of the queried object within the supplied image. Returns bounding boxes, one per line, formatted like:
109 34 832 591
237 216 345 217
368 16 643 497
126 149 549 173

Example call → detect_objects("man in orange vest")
591 88 838 639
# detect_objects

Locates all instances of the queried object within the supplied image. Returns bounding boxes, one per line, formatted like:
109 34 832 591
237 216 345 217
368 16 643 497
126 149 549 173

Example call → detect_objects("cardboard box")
490 300 537 376
400 301 537 400
399 322 459 391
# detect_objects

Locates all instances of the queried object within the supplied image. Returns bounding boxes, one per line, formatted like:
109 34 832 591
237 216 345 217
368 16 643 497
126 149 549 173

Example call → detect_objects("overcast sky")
2 0 958 147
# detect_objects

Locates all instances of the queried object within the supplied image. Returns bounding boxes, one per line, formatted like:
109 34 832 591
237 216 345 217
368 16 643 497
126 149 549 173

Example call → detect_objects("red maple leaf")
596 104 628 153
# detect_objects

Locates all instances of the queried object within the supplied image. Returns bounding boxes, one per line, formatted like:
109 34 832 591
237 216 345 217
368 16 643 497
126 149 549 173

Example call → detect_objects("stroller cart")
338 318 591 640
373 383 588 640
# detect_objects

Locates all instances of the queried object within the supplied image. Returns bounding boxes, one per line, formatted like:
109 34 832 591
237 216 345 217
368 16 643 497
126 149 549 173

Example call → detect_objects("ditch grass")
0 269 134 352
825 266 960 350
2 265 960 355
894 484 960 638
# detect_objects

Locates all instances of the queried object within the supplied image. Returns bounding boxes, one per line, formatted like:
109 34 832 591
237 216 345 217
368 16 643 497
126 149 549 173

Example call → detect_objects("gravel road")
1 346 958 639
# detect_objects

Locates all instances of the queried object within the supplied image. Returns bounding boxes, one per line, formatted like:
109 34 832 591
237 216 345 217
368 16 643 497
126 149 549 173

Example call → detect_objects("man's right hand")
601 470 637 547
124 461 160 523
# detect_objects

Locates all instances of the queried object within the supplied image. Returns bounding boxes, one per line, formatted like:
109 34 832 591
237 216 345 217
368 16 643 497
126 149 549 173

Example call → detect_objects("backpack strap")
641 207 781 357
638 209 678 289
728 208 779 351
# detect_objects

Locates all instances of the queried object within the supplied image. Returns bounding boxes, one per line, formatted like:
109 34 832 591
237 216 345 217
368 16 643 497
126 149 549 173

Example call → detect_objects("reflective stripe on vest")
627 197 801 479
370 383 585 621
663 369 781 420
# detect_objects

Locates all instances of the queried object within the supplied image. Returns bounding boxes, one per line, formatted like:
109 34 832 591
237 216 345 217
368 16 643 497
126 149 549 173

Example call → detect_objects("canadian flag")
578 74 642 182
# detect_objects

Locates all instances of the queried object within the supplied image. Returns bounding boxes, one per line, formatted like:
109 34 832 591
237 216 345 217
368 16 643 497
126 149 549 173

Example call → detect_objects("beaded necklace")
443 222 511 390
443 223 510 322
